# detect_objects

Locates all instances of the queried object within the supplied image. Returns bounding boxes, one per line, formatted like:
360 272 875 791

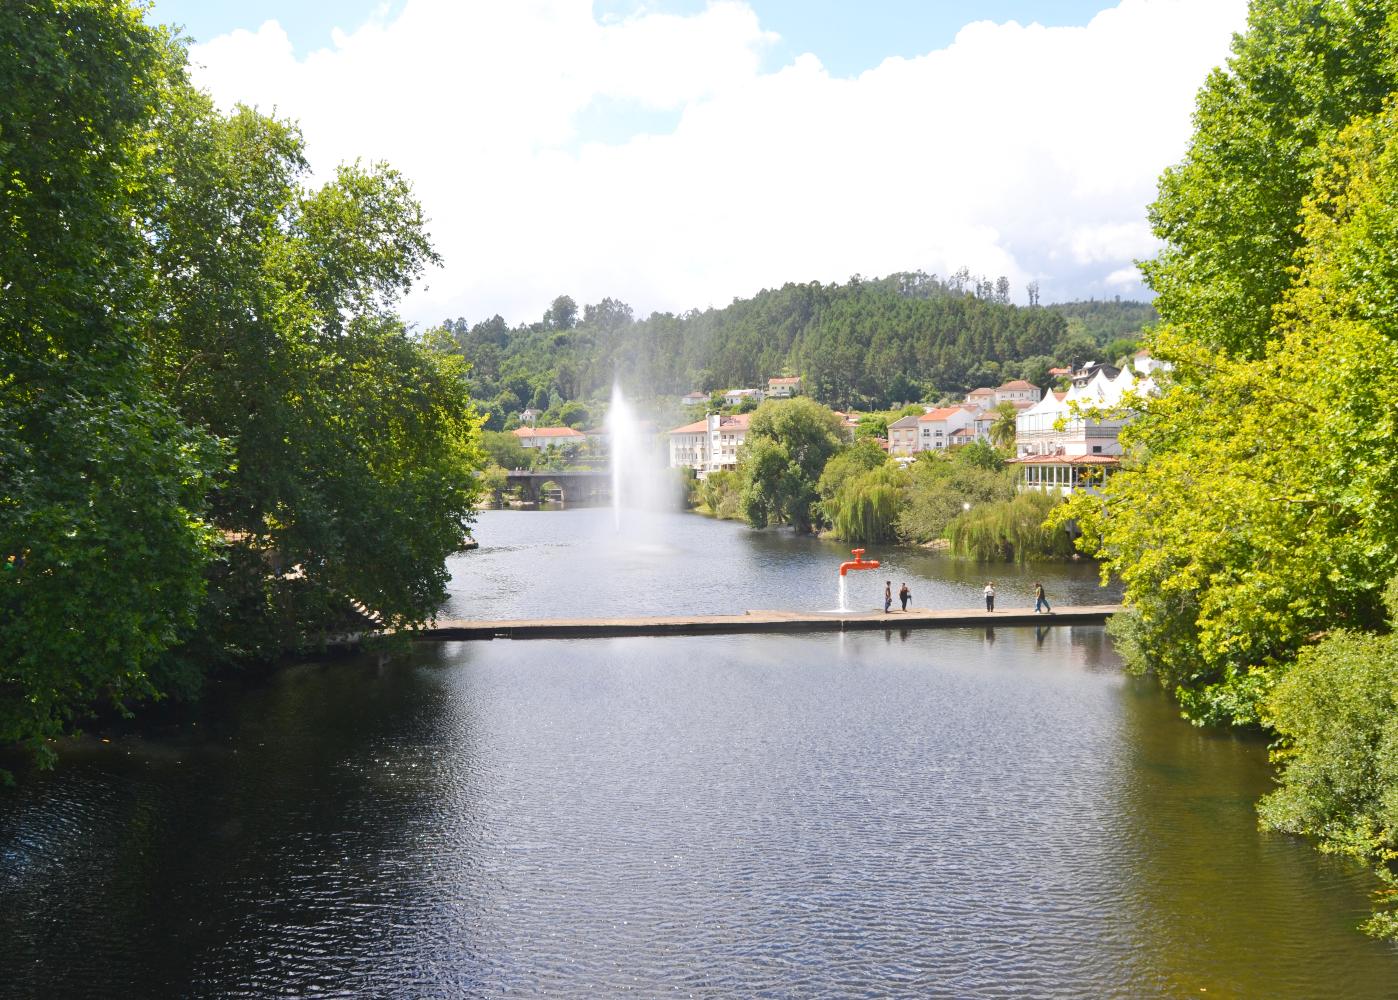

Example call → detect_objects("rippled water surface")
4 513 1395 995
4 625 1397 997
443 508 1119 619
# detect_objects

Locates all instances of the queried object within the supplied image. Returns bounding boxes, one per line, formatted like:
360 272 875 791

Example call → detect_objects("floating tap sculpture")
838 548 881 576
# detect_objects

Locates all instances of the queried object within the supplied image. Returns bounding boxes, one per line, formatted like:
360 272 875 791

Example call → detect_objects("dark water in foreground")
3 626 1396 997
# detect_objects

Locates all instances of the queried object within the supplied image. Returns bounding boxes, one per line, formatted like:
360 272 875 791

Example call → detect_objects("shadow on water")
2 629 1396 997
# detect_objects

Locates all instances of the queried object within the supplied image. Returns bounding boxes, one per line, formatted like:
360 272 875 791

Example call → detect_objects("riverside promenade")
421 604 1122 640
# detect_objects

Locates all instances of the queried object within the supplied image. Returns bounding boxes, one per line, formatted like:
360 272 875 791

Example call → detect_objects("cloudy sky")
148 0 1249 327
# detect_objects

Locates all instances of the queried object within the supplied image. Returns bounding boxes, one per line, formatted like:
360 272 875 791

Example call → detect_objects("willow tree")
827 465 906 544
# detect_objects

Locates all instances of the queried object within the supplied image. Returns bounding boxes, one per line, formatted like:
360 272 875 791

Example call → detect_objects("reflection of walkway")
422 605 1121 640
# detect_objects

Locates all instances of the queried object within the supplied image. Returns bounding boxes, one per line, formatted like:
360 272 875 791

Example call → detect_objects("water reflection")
3 630 1395 997
446 508 1119 620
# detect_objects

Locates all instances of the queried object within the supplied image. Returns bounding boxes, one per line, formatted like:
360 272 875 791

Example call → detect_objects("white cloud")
186 0 1248 325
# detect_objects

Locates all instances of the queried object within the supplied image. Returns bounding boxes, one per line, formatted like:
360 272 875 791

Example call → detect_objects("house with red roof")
994 379 1042 404
668 412 752 475
766 375 802 398
512 426 586 450
916 405 976 452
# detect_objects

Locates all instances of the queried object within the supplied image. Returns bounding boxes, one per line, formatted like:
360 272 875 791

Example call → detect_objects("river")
2 509 1395 997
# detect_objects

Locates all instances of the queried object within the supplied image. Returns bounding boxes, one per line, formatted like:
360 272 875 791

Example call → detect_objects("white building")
887 414 921 456
767 375 802 398
1010 358 1162 494
916 406 976 452
668 412 752 476
722 388 764 407
512 426 587 450
680 391 708 407
964 387 996 409
994 379 1042 404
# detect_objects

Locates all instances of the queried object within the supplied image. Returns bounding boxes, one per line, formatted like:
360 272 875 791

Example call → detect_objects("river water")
3 510 1397 997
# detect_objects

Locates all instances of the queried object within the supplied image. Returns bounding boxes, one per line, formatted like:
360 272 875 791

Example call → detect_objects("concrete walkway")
421 605 1122 640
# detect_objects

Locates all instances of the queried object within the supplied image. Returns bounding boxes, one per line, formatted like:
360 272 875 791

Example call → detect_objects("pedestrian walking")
984 581 996 613
899 582 911 612
884 581 893 614
1034 582 1052 614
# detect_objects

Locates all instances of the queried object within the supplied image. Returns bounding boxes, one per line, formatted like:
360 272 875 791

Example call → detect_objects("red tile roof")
918 406 965 422
768 376 801 384
668 413 751 435
512 426 585 438
1009 453 1120 465
997 379 1040 391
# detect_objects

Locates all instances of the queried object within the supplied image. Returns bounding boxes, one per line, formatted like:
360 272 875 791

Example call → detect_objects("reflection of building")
668 412 752 475
1010 355 1164 494
512 426 586 449
767 375 802 398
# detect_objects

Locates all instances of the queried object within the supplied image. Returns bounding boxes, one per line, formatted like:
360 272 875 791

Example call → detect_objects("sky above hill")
147 0 1249 327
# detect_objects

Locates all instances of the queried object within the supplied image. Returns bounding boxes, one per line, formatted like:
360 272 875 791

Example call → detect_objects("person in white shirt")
984 582 996 613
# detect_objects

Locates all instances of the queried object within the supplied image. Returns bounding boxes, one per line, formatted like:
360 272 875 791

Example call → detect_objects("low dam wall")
420 605 1122 640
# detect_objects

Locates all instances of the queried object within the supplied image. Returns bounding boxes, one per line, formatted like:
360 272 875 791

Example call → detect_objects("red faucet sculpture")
838 548 880 577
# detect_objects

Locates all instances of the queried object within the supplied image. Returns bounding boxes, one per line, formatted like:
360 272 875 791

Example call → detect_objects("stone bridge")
503 469 611 504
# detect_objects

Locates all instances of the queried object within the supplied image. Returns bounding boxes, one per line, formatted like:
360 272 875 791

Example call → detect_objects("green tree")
0 1 218 765
1143 0 1397 359
1058 95 1398 726
989 402 1018 450
818 439 889 510
145 87 481 664
827 465 906 544
738 398 845 531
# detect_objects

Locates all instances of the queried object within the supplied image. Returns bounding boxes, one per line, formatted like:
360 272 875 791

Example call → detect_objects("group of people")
882 581 913 613
879 579 1053 614
984 581 1052 614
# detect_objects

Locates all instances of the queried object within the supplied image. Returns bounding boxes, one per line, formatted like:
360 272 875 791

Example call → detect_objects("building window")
1092 445 1102 454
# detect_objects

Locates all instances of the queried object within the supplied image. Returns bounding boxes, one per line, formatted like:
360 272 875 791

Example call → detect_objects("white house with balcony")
668 412 752 476
916 406 976 452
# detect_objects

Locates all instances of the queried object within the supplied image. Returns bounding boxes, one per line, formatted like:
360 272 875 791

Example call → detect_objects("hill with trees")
441 274 1155 427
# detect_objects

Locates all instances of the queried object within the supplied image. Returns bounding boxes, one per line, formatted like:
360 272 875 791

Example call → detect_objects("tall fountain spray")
606 383 639 530
606 382 675 532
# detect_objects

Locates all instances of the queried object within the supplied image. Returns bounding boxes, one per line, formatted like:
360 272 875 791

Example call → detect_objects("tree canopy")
1 0 483 770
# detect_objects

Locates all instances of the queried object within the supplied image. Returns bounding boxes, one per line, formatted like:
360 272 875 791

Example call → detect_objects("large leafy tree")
2 1 484 768
1061 72 1398 726
738 398 846 532
0 2 218 760
1143 0 1397 359
145 88 481 664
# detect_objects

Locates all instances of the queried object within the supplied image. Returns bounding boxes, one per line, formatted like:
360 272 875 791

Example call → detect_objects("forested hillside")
442 273 1154 424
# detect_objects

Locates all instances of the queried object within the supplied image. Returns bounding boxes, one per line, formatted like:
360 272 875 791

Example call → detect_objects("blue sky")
152 1 1121 78
166 1 1247 325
